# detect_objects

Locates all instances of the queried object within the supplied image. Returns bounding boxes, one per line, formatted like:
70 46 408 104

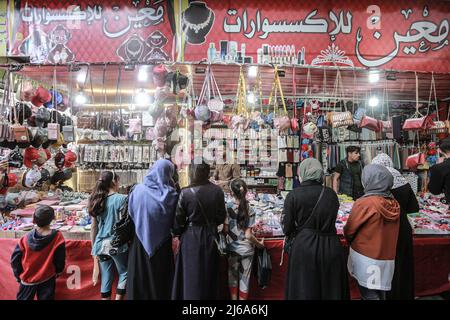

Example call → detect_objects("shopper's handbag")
189 188 227 256
255 247 272 288
403 72 435 131
111 185 136 248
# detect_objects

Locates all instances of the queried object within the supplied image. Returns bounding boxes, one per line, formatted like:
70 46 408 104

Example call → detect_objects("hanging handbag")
360 115 381 132
425 74 446 135
207 67 224 112
230 67 250 131
128 118 142 134
403 116 434 130
11 82 30 143
290 67 299 132
328 70 354 128
403 72 435 131
405 132 425 171
270 66 290 131
195 66 214 122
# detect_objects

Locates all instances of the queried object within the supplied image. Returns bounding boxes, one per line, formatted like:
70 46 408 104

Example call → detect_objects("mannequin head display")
182 2 215 45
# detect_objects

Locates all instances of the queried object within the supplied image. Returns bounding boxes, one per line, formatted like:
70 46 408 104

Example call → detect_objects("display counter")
0 233 448 300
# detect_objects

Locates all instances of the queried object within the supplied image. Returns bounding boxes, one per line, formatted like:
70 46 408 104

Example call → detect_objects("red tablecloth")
0 236 449 300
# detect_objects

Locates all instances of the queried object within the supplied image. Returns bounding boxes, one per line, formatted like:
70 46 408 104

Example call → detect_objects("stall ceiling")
4 64 450 109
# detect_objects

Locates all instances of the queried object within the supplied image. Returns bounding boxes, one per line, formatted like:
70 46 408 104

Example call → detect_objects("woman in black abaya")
282 158 349 300
171 163 227 300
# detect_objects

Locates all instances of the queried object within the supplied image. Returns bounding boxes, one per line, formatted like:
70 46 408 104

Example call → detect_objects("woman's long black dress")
282 181 349 300
126 235 174 300
388 183 419 300
171 182 226 300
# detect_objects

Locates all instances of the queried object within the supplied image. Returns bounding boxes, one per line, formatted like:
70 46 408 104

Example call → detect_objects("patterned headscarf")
371 153 408 189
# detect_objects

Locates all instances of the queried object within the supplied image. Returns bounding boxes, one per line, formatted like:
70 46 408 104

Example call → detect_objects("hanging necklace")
183 10 213 34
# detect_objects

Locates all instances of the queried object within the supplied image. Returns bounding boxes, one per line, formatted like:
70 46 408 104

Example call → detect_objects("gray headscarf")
371 153 408 189
362 164 394 198
299 158 324 183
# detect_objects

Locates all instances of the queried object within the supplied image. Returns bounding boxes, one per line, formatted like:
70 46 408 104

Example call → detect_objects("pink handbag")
381 120 392 131
406 153 425 170
154 117 168 138
274 116 291 130
210 110 223 123
128 118 142 134
403 116 434 130
359 116 381 132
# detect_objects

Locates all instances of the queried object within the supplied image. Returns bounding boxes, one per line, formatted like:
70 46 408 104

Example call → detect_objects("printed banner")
180 0 450 72
6 0 450 73
8 0 174 64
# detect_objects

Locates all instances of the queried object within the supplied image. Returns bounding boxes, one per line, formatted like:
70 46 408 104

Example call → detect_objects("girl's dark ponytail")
88 171 117 217
230 179 249 230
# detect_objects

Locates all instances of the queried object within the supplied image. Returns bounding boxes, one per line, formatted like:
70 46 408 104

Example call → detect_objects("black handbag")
283 187 325 255
189 188 227 256
255 247 272 288
111 185 136 248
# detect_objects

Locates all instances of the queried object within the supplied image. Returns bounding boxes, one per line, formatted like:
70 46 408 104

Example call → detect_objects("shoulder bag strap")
296 186 325 233
189 187 212 227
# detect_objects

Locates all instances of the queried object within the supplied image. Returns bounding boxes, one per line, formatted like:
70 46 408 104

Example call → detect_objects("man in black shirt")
333 146 364 200
428 137 450 204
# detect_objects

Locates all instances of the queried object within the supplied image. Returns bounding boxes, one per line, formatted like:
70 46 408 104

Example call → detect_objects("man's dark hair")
346 146 361 154
439 137 450 153
33 205 55 227
189 162 211 186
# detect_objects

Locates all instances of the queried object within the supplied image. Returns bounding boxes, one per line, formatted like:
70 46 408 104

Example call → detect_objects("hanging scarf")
128 159 179 257
371 153 408 189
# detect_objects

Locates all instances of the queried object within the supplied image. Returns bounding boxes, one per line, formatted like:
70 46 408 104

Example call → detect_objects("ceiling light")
135 89 151 106
138 66 148 82
75 92 87 105
368 96 379 107
368 71 380 83
248 66 258 78
76 72 86 83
